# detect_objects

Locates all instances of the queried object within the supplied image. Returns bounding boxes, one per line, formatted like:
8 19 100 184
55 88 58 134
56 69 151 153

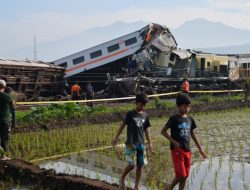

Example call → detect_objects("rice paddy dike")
0 95 249 189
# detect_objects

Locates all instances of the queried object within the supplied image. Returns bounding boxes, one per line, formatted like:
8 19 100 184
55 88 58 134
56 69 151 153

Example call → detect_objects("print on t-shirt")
165 115 197 151
178 122 191 141
133 117 145 128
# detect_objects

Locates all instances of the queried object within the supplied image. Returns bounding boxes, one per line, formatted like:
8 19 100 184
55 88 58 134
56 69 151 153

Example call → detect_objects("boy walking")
112 93 153 190
161 94 207 190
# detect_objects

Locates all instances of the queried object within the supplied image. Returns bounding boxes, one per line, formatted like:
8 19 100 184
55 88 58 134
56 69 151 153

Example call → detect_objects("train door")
200 58 206 77
189 55 196 78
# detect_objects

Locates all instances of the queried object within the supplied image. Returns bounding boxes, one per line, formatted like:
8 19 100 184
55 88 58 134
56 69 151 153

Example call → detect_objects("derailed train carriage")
106 50 246 97
104 26 250 97
0 59 65 100
54 23 250 98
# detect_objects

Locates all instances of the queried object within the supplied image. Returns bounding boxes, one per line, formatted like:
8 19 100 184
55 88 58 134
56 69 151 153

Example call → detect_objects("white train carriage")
54 30 144 78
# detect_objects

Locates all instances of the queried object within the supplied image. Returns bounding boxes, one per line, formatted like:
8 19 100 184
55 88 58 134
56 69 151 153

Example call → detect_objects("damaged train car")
0 59 65 100
104 24 248 97
54 23 177 91
54 23 250 97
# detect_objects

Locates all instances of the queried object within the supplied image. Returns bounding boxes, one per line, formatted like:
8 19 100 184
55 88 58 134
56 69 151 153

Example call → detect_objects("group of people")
0 79 16 160
70 82 94 108
112 92 206 190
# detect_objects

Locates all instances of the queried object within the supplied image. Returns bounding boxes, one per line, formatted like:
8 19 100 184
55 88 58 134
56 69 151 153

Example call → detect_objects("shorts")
125 144 147 166
171 147 191 178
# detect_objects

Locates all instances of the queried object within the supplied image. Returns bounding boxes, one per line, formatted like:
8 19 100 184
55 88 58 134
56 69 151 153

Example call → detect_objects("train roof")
0 58 64 69
53 27 146 63
53 23 176 63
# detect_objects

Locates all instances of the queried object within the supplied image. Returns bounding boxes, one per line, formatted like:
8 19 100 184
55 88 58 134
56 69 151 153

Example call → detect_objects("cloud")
208 0 250 13
1 4 250 57
0 12 90 48
0 12 108 56
101 6 250 30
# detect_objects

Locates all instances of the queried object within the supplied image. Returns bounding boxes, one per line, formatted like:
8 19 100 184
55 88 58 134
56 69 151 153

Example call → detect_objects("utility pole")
33 35 38 62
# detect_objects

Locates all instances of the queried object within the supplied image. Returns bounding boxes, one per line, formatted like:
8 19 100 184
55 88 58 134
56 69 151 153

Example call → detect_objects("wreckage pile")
0 58 65 100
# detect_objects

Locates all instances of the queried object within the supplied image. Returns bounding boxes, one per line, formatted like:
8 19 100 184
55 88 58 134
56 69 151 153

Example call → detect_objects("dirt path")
13 100 250 133
0 159 122 190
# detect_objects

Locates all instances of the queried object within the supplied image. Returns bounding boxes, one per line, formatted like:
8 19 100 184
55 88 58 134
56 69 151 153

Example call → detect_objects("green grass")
16 93 245 126
192 93 244 104
15 99 175 125
10 107 250 161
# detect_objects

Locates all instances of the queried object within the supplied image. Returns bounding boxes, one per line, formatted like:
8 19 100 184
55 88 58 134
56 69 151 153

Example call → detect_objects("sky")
0 0 250 56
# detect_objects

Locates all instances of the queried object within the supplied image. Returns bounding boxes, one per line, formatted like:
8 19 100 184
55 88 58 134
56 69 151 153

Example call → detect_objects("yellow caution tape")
30 144 125 163
16 89 243 105
16 92 179 105
30 138 161 163
189 89 243 93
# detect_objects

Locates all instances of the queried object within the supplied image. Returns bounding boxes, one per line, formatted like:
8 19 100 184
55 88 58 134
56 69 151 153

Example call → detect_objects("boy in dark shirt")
161 94 207 190
113 93 153 190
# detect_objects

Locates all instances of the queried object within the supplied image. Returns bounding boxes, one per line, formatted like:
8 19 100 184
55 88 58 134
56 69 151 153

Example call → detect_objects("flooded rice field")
36 107 250 190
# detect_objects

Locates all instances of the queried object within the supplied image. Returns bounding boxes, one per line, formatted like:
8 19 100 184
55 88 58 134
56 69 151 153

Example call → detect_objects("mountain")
3 21 148 62
172 18 250 49
3 19 250 61
197 43 250 54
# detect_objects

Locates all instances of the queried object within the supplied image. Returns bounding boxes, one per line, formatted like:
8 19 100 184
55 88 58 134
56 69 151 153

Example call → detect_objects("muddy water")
38 152 250 190
39 152 150 190
187 157 250 190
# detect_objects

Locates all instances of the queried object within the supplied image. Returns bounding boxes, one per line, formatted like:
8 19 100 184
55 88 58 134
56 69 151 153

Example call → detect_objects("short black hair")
176 93 191 106
136 93 149 104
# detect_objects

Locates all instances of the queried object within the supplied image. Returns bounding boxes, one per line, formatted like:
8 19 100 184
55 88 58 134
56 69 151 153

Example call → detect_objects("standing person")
182 78 190 94
63 80 69 96
5 87 16 128
112 93 153 190
161 94 207 190
85 82 94 108
0 80 14 159
71 82 81 100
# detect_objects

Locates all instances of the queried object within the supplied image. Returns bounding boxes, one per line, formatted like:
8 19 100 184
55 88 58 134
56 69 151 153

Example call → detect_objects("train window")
58 62 67 68
90 50 102 59
125 37 137 46
107 44 120 53
243 63 247 69
201 58 206 71
73 56 85 65
207 62 210 67
220 65 228 74
248 63 250 68
170 53 175 62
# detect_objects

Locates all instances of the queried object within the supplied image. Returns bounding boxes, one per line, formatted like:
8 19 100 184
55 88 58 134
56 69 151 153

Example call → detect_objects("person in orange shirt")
182 79 190 94
71 82 81 100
